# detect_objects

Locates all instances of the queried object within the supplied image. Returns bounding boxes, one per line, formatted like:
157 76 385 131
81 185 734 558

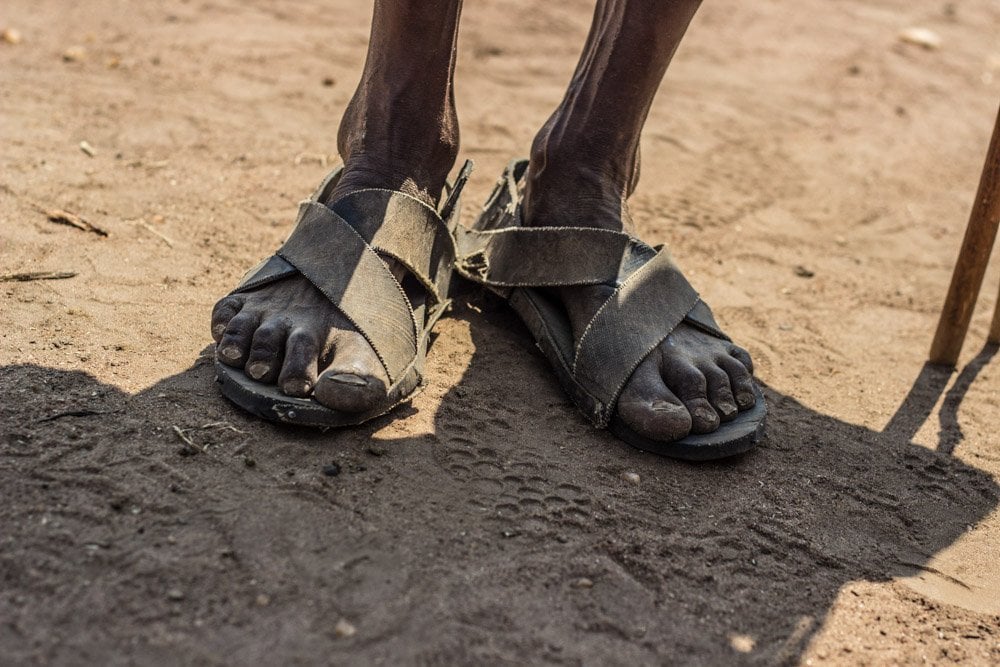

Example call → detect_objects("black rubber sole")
609 384 766 461
215 359 421 428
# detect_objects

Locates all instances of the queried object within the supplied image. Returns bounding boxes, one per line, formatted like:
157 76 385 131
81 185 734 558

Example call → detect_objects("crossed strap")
231 163 471 388
456 218 729 426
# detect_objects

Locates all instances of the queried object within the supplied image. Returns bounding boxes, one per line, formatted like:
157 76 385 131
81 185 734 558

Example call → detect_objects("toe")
701 364 739 422
616 354 693 442
277 328 321 397
719 354 757 411
211 295 244 342
313 331 389 413
244 318 288 383
729 344 754 375
662 358 719 434
217 310 259 367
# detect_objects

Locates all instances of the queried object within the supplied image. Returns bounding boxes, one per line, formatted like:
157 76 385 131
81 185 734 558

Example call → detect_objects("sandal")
454 159 765 460
215 160 474 427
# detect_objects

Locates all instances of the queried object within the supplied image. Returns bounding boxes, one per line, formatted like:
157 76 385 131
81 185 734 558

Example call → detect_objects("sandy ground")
2 0 1000 664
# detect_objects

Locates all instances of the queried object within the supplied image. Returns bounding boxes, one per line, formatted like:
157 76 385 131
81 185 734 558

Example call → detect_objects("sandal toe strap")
572 247 707 426
235 201 418 385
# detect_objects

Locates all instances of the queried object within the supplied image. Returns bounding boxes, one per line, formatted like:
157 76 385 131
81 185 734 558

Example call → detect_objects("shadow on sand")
1 290 997 664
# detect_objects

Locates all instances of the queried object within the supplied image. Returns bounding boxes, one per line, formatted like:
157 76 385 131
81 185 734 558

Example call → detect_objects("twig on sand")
0 271 77 283
136 220 175 248
42 207 110 237
172 425 206 454
199 421 247 434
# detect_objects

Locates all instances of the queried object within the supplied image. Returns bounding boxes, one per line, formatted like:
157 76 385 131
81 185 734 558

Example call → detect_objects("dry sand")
2 0 999 664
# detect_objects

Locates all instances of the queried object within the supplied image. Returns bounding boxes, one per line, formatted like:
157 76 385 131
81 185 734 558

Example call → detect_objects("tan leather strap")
329 189 455 304
571 248 701 424
456 226 659 287
277 201 418 384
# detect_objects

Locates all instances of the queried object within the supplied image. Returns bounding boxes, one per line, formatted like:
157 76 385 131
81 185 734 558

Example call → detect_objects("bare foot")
211 158 451 414
522 159 757 442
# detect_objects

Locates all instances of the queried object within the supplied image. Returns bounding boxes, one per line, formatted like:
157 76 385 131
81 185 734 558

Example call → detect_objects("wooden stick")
989 276 1000 344
929 103 1000 366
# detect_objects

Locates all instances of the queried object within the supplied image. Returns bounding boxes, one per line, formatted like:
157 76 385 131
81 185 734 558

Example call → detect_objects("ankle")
522 127 632 231
334 94 459 207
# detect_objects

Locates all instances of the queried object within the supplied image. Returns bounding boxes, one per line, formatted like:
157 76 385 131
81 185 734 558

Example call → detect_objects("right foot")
211 154 455 414
212 266 391 414
211 0 460 415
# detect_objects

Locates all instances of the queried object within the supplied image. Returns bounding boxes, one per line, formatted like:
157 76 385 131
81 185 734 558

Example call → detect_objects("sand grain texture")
2 0 1000 664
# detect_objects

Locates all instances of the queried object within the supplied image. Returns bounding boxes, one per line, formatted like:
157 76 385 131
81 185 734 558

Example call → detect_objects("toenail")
694 407 717 424
327 373 368 387
718 401 737 417
737 391 756 407
212 324 226 338
650 400 678 412
247 362 269 380
283 379 312 396
220 346 242 361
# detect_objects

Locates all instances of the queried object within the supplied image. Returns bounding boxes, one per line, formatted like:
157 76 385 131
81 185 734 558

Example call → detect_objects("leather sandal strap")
277 201 418 384
456 226 658 287
328 189 455 304
571 248 702 423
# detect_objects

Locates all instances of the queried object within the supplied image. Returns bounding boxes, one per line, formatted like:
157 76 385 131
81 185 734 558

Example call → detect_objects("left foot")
522 153 757 443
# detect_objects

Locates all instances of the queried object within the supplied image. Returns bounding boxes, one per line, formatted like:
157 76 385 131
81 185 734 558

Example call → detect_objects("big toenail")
328 373 367 387
650 400 677 412
247 362 269 380
212 324 226 338
283 379 312 395
220 346 241 361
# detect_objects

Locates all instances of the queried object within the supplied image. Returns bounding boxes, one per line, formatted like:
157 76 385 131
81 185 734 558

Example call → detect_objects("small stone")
899 27 941 50
79 141 96 157
500 528 520 538
62 46 86 62
572 577 594 589
1 28 23 45
255 593 271 607
730 634 755 653
334 619 356 638
366 445 386 457
166 588 184 601
322 463 341 477
621 471 641 486
321 77 335 87
243 457 256 468
794 265 815 278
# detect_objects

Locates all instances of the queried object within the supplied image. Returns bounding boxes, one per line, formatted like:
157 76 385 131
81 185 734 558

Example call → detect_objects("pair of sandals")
216 160 766 461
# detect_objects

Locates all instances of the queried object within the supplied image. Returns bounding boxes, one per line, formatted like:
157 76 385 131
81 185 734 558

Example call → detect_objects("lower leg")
520 0 760 441
523 0 701 230
333 0 463 207
212 0 464 412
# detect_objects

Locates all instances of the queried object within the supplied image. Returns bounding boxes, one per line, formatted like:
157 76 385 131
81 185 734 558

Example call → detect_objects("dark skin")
212 0 758 441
